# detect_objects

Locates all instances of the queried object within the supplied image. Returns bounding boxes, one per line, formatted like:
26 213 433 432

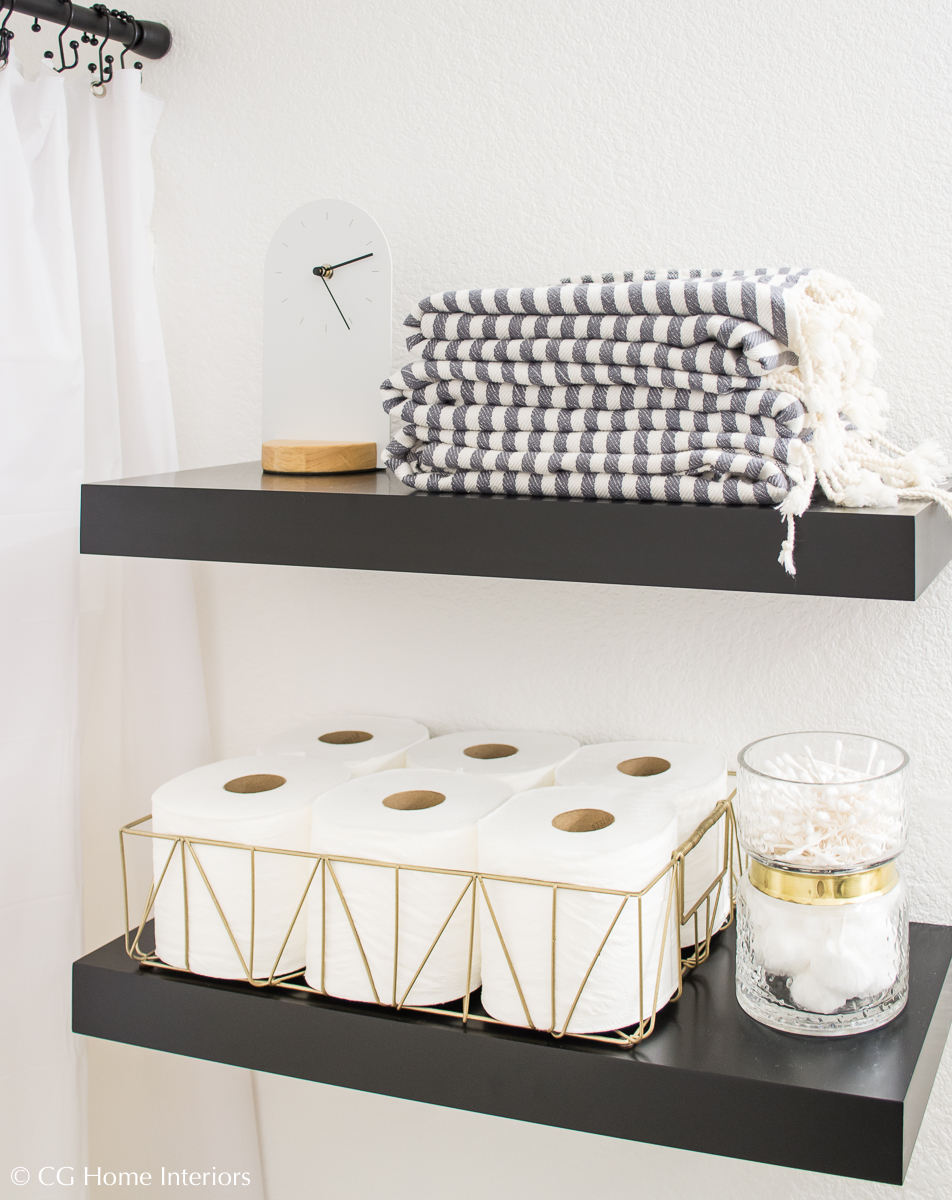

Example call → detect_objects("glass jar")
735 860 908 1034
737 732 909 872
734 732 910 1034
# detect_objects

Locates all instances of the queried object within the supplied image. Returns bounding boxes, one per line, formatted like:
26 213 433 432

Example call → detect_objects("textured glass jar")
735 733 910 1035
737 732 909 872
735 863 908 1035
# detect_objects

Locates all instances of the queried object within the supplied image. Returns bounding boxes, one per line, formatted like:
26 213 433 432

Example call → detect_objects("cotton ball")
860 923 903 995
754 909 813 977
809 949 878 1001
832 892 902 996
838 922 901 996
795 896 903 1005
744 882 816 977
806 909 872 998
861 955 900 998
790 971 848 1015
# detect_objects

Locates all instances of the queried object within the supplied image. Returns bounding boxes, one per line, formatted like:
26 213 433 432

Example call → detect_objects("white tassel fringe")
773 272 951 576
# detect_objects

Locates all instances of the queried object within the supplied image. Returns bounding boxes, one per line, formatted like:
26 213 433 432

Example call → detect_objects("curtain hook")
0 1 15 71
44 1 80 72
119 10 143 70
89 3 113 93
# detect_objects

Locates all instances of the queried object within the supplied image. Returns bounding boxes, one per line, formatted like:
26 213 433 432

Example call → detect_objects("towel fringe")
775 273 950 574
778 431 951 578
778 513 797 576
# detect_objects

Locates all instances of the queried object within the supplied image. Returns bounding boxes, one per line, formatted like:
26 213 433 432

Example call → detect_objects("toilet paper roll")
477 787 680 1034
406 729 580 791
258 714 429 776
151 756 351 980
556 741 730 946
305 768 512 1006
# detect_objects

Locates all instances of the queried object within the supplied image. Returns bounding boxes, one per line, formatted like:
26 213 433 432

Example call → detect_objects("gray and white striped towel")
382 269 950 574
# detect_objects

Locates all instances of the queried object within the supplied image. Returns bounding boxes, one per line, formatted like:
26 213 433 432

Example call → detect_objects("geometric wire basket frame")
121 786 737 1049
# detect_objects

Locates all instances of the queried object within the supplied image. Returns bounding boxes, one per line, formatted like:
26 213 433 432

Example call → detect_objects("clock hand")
313 252 373 279
320 275 350 330
330 251 374 271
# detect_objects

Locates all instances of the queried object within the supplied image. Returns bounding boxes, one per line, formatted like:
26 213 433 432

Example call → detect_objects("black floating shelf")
79 463 952 600
73 923 952 1184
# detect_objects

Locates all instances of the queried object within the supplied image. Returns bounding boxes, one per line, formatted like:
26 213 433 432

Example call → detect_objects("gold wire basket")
120 786 738 1048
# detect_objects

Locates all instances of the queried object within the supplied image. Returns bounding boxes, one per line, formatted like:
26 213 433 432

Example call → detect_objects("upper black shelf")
79 462 952 600
73 922 952 1184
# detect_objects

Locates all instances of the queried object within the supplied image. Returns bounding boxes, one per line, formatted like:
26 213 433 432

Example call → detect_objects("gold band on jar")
748 860 899 905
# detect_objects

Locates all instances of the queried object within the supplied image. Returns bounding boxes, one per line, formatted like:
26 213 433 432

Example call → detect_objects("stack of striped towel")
381 269 950 574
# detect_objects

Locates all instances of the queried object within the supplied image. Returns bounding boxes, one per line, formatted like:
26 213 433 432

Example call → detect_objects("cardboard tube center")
223 773 287 794
552 808 615 833
382 789 446 811
463 743 518 760
617 756 671 777
319 730 373 745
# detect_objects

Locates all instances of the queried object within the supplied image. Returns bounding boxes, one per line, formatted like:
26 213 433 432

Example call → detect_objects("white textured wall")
97 0 952 1195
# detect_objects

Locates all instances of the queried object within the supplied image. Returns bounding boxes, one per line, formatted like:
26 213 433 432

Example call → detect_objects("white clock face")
263 199 392 466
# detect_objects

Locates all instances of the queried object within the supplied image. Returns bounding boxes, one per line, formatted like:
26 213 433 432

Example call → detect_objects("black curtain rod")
9 0 171 59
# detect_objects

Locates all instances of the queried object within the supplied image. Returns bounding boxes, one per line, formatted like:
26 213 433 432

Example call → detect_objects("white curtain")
0 60 86 1180
1 57 263 1195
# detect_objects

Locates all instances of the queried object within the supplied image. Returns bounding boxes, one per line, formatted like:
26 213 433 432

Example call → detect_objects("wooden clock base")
261 440 377 475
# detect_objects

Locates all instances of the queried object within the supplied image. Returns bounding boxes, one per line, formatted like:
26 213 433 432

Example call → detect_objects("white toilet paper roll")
477 787 680 1034
556 741 730 946
406 729 580 791
258 714 429 776
305 768 512 1006
151 756 351 980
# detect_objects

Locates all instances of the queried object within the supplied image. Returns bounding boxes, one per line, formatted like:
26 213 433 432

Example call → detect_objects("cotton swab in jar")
741 744 905 868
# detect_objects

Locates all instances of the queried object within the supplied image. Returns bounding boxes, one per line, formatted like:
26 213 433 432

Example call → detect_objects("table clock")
262 199 392 473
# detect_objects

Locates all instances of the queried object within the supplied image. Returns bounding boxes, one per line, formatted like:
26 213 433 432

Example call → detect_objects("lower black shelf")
73 923 952 1184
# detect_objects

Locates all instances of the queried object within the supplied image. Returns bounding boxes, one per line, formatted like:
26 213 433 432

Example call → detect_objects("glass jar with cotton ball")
734 732 910 1035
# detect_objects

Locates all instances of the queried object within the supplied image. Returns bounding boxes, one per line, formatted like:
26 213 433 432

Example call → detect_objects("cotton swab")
740 745 905 868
